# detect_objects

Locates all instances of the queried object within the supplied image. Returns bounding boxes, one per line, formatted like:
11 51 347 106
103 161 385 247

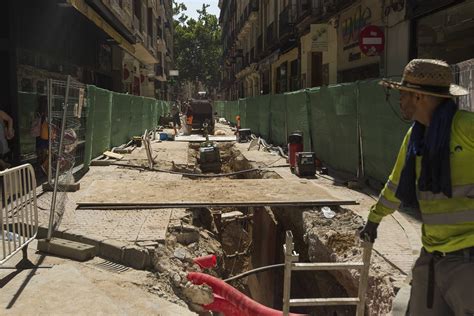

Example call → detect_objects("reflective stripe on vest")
418 184 474 201
379 195 400 209
422 209 474 225
386 180 398 192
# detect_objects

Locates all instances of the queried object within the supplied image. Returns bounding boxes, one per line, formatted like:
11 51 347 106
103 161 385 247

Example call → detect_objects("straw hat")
379 59 468 98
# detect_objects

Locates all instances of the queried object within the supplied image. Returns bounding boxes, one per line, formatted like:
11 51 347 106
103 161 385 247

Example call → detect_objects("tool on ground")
282 230 373 316
238 128 252 143
288 131 303 171
295 152 317 177
198 122 221 173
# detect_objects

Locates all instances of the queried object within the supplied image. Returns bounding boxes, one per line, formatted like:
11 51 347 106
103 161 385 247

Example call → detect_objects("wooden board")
175 135 237 142
103 151 123 160
77 179 357 209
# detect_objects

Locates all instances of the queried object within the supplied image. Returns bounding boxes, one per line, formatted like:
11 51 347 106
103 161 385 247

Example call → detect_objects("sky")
182 0 220 20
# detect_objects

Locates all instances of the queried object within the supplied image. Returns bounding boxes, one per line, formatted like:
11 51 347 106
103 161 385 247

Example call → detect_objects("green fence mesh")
358 80 411 184
85 86 113 164
238 99 247 128
308 84 359 174
79 79 412 183
257 94 271 139
83 86 164 168
270 94 287 146
110 93 132 147
227 100 239 124
245 96 260 135
285 90 312 151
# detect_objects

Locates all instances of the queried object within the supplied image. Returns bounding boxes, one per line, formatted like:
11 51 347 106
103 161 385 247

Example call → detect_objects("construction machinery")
198 122 221 173
295 152 317 177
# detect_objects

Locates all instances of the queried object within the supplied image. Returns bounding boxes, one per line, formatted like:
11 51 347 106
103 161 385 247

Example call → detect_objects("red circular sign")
359 25 385 56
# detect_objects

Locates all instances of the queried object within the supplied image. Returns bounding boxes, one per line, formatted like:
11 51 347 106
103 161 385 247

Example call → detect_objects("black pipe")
224 263 285 282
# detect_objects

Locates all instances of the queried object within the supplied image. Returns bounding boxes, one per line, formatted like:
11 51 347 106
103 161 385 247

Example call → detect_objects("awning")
68 0 135 55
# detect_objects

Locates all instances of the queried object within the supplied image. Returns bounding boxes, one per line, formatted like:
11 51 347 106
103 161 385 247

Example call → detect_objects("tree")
173 2 222 93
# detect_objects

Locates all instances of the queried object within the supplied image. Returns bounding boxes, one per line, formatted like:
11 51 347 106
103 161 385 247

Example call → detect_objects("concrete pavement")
0 240 195 315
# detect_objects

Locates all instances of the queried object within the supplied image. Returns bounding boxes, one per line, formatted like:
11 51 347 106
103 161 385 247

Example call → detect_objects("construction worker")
359 59 474 314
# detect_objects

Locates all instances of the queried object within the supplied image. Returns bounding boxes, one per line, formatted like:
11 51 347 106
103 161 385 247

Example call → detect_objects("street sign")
359 25 385 56
169 70 179 76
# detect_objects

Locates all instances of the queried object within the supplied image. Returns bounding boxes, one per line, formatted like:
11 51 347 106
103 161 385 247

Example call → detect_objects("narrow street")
1 0 474 315
3 123 419 315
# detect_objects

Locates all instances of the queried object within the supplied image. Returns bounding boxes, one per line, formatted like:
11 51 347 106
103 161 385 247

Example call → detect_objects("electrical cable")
224 263 285 282
111 163 261 178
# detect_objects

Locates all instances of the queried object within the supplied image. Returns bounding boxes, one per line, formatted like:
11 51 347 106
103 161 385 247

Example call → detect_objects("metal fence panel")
0 164 38 265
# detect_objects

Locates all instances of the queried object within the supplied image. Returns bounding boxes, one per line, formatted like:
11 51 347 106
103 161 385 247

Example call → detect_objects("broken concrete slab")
99 239 125 263
122 245 151 270
37 238 96 261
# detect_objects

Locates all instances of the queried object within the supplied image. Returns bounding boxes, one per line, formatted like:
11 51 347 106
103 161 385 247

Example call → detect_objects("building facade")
1 0 175 162
219 0 473 100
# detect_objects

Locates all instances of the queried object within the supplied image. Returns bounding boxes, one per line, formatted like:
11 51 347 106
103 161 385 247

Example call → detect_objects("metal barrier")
282 231 373 316
0 164 38 265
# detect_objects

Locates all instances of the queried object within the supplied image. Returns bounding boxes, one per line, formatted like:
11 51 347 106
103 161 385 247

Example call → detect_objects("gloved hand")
359 221 379 243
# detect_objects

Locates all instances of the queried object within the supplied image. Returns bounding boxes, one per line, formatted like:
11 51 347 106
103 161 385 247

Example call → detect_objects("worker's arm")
0 110 14 140
368 128 412 223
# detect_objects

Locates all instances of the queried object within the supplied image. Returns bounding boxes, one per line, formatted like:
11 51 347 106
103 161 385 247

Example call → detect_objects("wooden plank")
103 151 124 160
77 179 357 209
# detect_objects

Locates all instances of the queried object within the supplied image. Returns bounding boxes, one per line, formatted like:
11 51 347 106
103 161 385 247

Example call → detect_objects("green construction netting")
270 94 287 146
227 100 239 125
238 98 247 128
111 93 133 147
245 96 260 135
308 84 359 174
257 94 271 139
17 92 38 157
358 79 411 183
84 86 163 168
85 85 113 165
213 101 225 118
285 90 312 151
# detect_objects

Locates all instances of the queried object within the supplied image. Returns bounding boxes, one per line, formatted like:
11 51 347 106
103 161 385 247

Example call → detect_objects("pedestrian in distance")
359 59 474 315
170 102 181 136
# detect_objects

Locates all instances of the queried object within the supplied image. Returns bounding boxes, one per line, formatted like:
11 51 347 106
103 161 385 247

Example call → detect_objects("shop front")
414 0 474 64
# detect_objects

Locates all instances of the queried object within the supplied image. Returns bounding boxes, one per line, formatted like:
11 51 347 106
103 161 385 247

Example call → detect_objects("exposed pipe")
203 294 241 316
187 272 307 316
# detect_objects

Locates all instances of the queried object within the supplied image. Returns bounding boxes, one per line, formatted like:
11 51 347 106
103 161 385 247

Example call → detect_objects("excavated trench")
179 143 364 315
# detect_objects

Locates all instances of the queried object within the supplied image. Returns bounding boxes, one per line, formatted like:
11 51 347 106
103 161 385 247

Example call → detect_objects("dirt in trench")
148 143 255 312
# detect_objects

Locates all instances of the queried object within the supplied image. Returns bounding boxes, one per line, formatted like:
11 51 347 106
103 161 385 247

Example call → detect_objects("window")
416 1 474 64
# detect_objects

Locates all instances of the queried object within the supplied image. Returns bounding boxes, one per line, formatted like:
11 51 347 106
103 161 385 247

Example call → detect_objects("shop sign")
338 0 382 69
341 5 372 49
310 24 328 52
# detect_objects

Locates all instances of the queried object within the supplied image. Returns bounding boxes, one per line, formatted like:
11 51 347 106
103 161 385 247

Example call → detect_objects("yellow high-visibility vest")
368 110 474 253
